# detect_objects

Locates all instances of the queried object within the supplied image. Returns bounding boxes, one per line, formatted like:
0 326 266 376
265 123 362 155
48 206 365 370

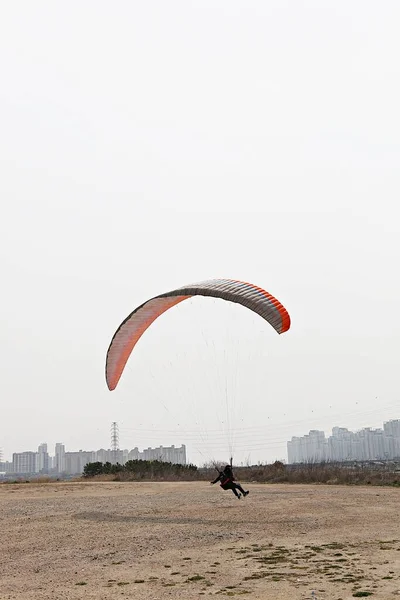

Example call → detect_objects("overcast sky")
1 1 400 465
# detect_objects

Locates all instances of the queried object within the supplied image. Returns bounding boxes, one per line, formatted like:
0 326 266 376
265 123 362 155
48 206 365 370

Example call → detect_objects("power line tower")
111 422 119 465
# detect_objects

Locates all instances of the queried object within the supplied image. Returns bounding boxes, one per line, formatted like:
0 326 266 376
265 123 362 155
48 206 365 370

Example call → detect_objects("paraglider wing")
105 278 290 391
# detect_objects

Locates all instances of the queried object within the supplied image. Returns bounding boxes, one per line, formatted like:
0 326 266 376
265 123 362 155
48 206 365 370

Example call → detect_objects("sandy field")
1 481 400 600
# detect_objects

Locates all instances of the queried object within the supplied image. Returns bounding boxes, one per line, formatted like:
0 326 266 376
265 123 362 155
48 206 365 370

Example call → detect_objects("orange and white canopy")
105 278 291 391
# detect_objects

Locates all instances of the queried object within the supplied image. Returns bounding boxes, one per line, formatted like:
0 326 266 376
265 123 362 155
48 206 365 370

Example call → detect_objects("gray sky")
1 1 400 465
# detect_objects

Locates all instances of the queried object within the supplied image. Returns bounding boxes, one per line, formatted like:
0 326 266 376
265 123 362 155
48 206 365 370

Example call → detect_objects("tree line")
83 459 198 480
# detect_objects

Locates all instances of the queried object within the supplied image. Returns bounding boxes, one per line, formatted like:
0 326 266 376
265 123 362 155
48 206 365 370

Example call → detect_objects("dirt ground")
1 481 400 599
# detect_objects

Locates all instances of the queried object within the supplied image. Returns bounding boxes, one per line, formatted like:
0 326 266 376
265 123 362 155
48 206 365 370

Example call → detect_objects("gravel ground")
1 480 400 599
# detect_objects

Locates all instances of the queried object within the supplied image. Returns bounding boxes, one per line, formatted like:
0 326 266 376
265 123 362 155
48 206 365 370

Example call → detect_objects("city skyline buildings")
288 419 400 463
0 441 187 476
2 417 400 473
2 400 399 466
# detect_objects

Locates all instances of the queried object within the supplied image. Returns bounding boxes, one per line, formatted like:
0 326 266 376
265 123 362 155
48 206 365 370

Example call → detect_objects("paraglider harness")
213 465 235 490
220 475 234 490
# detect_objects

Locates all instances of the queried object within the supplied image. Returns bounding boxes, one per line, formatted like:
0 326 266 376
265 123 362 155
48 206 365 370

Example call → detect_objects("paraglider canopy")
105 278 291 391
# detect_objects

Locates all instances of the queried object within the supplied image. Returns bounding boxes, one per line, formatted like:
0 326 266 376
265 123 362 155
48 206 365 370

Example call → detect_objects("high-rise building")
37 443 49 473
0 461 13 474
95 448 123 464
55 443 65 473
12 452 38 474
64 451 96 475
287 431 326 463
384 419 400 438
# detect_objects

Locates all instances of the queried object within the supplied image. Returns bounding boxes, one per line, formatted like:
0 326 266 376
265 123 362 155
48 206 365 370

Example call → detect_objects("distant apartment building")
0 461 13 473
287 419 400 463
64 451 96 475
55 443 66 473
95 448 124 465
12 452 38 474
128 447 141 461
129 444 186 465
37 443 49 473
384 419 400 438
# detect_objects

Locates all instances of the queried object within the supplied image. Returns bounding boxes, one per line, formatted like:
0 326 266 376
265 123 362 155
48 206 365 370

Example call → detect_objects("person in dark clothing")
211 464 249 499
